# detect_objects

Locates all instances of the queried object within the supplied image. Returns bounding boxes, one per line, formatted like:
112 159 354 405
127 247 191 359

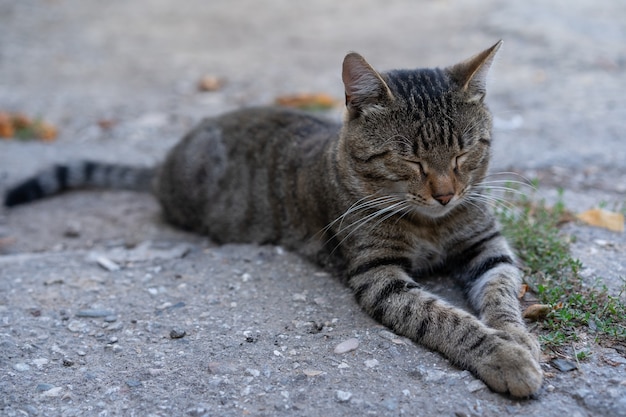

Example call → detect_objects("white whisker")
327 199 408 253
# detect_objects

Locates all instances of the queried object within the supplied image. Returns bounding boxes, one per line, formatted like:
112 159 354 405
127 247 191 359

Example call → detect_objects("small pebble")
303 369 323 377
364 359 379 368
334 338 359 354
76 309 114 318
104 344 123 354
551 358 578 372
95 255 120 272
104 315 118 323
36 383 55 392
378 330 398 341
41 387 63 397
170 328 186 339
126 379 142 388
467 379 487 393
292 292 307 302
67 321 88 332
62 358 74 367
335 390 352 402
64 223 81 237
13 363 30 372
106 322 124 331
40 387 63 397
32 358 49 368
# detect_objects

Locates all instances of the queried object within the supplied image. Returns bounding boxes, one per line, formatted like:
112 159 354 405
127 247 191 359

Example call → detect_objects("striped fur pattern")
4 42 542 396
4 161 153 207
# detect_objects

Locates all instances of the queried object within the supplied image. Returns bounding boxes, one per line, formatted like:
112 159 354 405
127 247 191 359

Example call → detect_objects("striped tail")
4 161 155 207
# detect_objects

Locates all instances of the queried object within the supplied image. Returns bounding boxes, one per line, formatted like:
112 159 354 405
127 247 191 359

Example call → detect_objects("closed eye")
455 153 469 171
404 159 427 176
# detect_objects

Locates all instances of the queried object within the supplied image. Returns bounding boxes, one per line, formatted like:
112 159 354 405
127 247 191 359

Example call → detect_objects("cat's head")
340 41 501 218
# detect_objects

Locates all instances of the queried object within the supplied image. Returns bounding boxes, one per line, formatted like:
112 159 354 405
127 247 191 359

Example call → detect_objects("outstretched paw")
496 326 541 361
475 336 543 398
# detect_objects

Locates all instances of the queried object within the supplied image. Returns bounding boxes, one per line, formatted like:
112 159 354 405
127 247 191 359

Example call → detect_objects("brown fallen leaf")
11 113 32 129
0 236 17 249
275 93 338 110
0 111 58 141
577 208 624 232
0 112 14 138
98 119 116 130
523 304 552 321
34 121 58 141
518 283 529 299
197 75 224 92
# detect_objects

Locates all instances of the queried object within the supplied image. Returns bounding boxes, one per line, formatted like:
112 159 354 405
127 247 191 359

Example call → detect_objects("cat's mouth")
408 196 460 219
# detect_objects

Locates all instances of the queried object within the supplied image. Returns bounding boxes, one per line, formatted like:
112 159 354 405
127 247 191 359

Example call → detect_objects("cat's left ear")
448 40 502 103
342 52 394 118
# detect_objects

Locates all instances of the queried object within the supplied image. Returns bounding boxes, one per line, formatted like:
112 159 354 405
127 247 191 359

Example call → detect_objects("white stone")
336 390 352 402
334 338 359 354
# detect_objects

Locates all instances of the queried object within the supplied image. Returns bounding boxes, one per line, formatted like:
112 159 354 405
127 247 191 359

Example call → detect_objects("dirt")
1 1 625 416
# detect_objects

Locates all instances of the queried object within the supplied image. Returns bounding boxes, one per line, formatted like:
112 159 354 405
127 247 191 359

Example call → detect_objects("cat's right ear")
342 53 394 118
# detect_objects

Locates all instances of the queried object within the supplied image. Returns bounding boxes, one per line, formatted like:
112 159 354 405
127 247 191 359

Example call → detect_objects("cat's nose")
433 193 454 206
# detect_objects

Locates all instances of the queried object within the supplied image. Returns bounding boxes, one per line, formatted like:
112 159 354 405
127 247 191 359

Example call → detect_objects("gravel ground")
1 1 625 416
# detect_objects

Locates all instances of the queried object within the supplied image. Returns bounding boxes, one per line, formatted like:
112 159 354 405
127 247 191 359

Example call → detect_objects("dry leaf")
523 304 551 321
98 119 116 130
11 113 32 129
275 93 338 110
0 236 17 248
0 112 14 138
0 111 58 141
197 75 224 92
577 208 624 232
518 283 529 299
34 122 58 141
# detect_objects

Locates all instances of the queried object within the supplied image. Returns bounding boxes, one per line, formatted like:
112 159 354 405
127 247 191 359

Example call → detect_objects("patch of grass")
496 188 626 353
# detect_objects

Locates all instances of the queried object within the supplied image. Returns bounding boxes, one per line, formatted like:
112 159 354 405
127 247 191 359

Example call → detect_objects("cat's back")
156 106 340 243
212 106 338 147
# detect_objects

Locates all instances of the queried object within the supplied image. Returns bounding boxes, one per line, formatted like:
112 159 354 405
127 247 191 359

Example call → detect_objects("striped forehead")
384 68 454 118
384 69 461 152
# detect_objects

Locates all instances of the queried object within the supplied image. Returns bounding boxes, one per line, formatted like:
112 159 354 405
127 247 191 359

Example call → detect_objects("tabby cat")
4 41 542 397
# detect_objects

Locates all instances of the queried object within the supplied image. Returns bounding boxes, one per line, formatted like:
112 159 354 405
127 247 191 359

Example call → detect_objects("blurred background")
0 0 624 172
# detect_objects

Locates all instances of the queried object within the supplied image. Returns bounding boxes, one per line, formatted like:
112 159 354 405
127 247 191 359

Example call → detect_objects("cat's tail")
3 161 155 207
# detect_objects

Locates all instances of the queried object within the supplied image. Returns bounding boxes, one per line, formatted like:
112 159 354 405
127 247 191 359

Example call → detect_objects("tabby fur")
4 41 542 397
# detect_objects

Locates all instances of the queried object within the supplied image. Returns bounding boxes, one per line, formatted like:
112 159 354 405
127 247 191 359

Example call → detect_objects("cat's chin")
410 202 459 219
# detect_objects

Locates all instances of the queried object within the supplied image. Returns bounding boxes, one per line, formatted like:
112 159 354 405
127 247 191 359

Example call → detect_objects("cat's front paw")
475 338 543 398
496 326 541 361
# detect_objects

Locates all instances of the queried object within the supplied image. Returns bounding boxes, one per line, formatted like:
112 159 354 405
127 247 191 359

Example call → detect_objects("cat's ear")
448 40 502 103
342 52 394 117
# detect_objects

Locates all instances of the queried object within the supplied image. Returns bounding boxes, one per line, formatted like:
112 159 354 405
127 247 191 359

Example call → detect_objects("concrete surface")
1 1 625 416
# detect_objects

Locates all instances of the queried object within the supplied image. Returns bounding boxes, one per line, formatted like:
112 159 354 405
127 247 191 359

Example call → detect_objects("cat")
4 41 542 397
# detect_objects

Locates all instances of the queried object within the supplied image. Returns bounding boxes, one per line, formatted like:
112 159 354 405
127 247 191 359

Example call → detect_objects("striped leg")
459 237 541 361
347 261 542 397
